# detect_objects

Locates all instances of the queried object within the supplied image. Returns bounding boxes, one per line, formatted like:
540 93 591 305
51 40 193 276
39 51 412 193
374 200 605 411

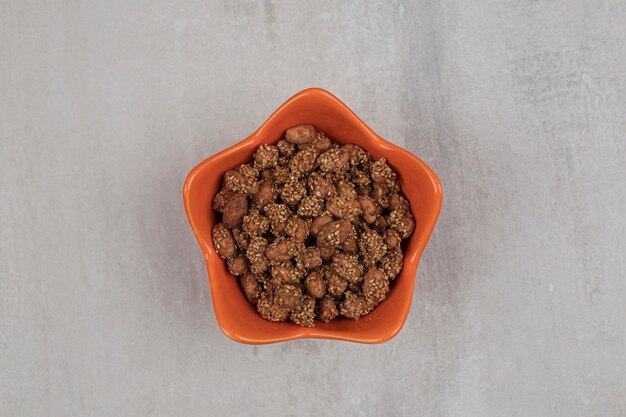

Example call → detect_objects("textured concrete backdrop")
1 1 625 416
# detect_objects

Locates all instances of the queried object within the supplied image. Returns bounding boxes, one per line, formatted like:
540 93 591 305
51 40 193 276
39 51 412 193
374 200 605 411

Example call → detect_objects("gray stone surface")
1 1 625 416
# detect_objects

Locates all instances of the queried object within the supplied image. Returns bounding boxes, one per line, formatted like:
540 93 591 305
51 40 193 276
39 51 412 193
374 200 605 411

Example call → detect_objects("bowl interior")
184 89 442 344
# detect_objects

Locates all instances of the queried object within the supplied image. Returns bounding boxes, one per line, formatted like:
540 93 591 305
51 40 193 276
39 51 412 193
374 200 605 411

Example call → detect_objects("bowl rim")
183 88 443 344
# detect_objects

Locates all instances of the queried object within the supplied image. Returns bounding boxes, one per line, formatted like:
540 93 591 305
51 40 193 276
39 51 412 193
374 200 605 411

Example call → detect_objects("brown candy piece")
285 216 309 242
264 203 292 236
242 211 270 236
388 210 415 239
275 284 303 310
383 229 401 250
280 180 307 207
370 158 395 184
358 228 387 266
317 147 349 172
252 180 276 209
257 291 290 321
317 295 339 322
212 223 236 259
212 189 234 213
358 196 380 224
240 273 261 304
325 267 348 297
304 271 326 298
297 197 325 218
254 144 279 169
270 262 304 285
289 147 318 177
297 247 323 270
307 173 336 199
232 228 249 250
246 236 269 275
285 124 316 144
326 196 362 220
290 296 316 327
222 192 248 229
331 253 364 284
310 214 334 237
362 267 389 303
340 292 375 319
265 239 299 262
227 256 247 276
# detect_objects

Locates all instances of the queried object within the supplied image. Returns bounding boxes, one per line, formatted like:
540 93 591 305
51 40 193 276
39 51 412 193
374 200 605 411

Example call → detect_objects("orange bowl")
183 88 442 344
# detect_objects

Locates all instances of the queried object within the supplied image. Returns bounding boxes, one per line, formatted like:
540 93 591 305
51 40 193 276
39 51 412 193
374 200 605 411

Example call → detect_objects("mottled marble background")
1 1 625 416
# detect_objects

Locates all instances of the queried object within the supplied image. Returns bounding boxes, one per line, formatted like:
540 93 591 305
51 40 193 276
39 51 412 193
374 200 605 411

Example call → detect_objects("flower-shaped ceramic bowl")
183 88 442 344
